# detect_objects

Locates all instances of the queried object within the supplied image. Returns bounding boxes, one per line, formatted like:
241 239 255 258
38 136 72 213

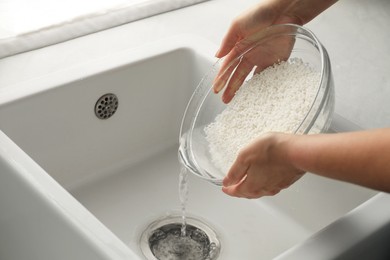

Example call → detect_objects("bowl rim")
179 23 333 184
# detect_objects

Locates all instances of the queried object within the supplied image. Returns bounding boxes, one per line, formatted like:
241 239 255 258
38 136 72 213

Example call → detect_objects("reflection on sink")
0 35 384 259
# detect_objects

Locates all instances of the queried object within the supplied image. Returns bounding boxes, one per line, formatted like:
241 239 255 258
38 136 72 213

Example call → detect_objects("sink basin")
0 35 388 260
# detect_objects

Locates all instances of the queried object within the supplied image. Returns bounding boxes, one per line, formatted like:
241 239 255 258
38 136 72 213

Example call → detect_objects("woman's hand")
214 0 338 103
222 133 305 198
222 129 390 199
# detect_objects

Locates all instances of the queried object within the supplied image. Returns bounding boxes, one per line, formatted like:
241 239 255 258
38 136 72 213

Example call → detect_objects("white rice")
204 58 320 174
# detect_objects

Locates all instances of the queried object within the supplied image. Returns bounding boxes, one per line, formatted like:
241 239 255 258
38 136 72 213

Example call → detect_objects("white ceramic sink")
0 35 388 260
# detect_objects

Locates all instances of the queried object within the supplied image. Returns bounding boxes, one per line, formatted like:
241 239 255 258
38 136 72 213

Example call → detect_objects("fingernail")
213 81 223 94
222 92 232 104
215 48 221 58
221 186 229 194
213 84 219 94
223 177 231 187
222 95 229 104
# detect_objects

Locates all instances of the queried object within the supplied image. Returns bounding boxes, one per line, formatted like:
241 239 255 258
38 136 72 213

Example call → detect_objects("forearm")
286 0 338 24
288 129 390 191
241 0 338 27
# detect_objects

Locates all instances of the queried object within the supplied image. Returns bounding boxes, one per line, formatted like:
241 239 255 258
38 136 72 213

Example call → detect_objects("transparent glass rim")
179 24 333 184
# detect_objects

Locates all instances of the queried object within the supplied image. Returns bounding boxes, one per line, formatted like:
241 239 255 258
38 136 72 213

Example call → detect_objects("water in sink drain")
149 223 215 260
140 216 221 260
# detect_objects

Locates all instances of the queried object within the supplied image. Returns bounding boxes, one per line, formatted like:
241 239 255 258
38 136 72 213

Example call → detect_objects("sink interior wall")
0 48 204 189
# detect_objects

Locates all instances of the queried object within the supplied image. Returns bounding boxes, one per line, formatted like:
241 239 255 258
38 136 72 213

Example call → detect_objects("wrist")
281 133 307 173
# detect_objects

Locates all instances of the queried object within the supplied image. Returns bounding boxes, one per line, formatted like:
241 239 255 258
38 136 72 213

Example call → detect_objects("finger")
222 181 268 199
215 35 237 59
222 177 248 198
218 36 253 75
214 32 256 94
222 57 255 103
213 57 240 94
223 154 249 187
232 171 265 198
214 28 262 94
215 21 242 58
222 184 245 198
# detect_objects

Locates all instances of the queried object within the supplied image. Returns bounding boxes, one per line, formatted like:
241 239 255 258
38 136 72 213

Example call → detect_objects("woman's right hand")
214 0 338 103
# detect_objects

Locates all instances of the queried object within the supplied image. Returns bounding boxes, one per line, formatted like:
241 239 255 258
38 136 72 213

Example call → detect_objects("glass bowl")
179 24 335 186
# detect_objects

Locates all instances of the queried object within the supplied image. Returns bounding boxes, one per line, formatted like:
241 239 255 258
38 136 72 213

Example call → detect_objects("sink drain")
140 215 221 260
95 93 118 119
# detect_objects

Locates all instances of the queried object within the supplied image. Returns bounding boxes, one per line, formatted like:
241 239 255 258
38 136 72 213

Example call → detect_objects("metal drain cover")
140 215 221 260
95 93 118 119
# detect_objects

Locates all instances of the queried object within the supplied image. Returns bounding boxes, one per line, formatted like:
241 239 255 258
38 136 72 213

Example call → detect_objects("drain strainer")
95 93 118 119
140 215 221 260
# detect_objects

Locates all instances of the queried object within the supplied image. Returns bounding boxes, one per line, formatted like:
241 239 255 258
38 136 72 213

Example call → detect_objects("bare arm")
291 128 390 190
222 129 390 198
